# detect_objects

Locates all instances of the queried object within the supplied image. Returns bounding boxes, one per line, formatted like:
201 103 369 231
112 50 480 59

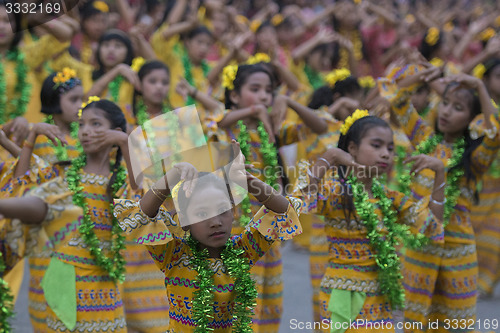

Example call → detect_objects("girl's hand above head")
322 148 366 173
404 154 444 175
32 123 68 146
175 78 195 101
438 73 482 90
117 64 141 90
168 162 198 197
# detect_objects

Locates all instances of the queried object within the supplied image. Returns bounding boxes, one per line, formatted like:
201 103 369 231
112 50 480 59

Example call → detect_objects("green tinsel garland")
236 120 279 226
44 115 80 161
397 134 465 228
187 236 257 333
181 48 210 107
0 252 14 333
109 75 124 103
66 153 127 283
0 50 32 124
304 64 323 90
348 175 405 309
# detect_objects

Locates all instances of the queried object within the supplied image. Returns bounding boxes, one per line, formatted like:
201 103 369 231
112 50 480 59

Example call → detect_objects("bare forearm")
86 67 120 98
477 82 497 129
0 137 21 157
218 108 254 128
429 167 445 221
162 21 196 40
247 176 288 213
273 63 300 92
13 131 36 178
0 197 47 225
167 0 189 25
286 98 327 134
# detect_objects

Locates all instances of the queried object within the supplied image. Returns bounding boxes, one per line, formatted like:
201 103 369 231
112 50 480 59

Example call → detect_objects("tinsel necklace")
186 235 257 333
397 134 465 228
108 75 123 103
0 49 31 124
181 47 210 106
304 64 323 90
44 115 80 161
66 153 127 282
347 175 407 309
236 119 279 226
0 252 13 333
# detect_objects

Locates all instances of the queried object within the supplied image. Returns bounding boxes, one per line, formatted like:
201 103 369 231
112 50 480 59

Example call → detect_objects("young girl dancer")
380 68 500 332
113 156 302 332
0 98 136 332
299 110 445 332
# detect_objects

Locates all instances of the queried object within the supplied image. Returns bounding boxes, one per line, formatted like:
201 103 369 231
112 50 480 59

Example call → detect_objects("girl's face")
59 85 84 124
83 13 107 41
211 11 229 36
141 69 170 106
78 107 113 153
256 26 277 52
99 39 128 69
230 72 273 108
185 33 213 63
411 87 431 113
0 6 14 48
484 66 500 99
308 48 333 72
336 2 360 30
437 88 474 136
185 187 234 253
348 126 394 176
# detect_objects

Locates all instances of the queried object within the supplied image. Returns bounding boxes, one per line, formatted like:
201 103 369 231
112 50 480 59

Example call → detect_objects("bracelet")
23 140 34 150
433 182 446 193
260 192 274 205
151 185 168 201
430 197 446 206
317 157 332 169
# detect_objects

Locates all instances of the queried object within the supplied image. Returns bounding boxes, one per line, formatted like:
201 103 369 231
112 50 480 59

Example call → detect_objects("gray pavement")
10 241 500 332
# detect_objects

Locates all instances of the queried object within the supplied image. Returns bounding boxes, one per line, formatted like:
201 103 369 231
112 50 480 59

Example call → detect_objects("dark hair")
437 83 483 202
132 60 170 115
419 29 443 61
81 99 127 198
307 43 339 71
224 64 275 109
40 72 82 115
183 25 213 42
308 77 361 109
92 30 134 81
0 0 23 50
177 172 231 218
337 116 392 222
80 0 108 22
483 58 500 79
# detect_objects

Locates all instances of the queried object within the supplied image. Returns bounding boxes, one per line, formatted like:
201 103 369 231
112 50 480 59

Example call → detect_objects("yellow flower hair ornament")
480 28 496 42
425 27 440 46
247 53 271 65
93 1 109 13
473 63 486 79
131 57 146 73
271 14 284 27
78 96 101 119
325 68 351 88
429 57 444 68
496 16 500 27
250 20 262 33
358 76 376 89
222 64 238 90
53 67 81 92
405 14 415 24
340 109 370 135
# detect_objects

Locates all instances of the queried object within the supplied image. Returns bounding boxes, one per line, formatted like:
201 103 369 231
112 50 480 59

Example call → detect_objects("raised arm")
0 197 47 225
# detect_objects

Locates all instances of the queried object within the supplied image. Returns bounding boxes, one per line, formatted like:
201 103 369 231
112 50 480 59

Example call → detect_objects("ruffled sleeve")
391 189 444 243
233 196 302 266
470 113 500 177
113 199 182 270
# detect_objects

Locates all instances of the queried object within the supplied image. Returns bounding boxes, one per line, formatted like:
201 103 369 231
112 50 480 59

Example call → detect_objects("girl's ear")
347 141 358 159
229 90 240 107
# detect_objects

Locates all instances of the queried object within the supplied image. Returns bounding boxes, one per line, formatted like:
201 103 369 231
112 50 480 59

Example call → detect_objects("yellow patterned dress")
298 176 441 333
469 113 500 297
19 166 128 332
280 108 342 324
382 82 500 332
113 196 303 333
